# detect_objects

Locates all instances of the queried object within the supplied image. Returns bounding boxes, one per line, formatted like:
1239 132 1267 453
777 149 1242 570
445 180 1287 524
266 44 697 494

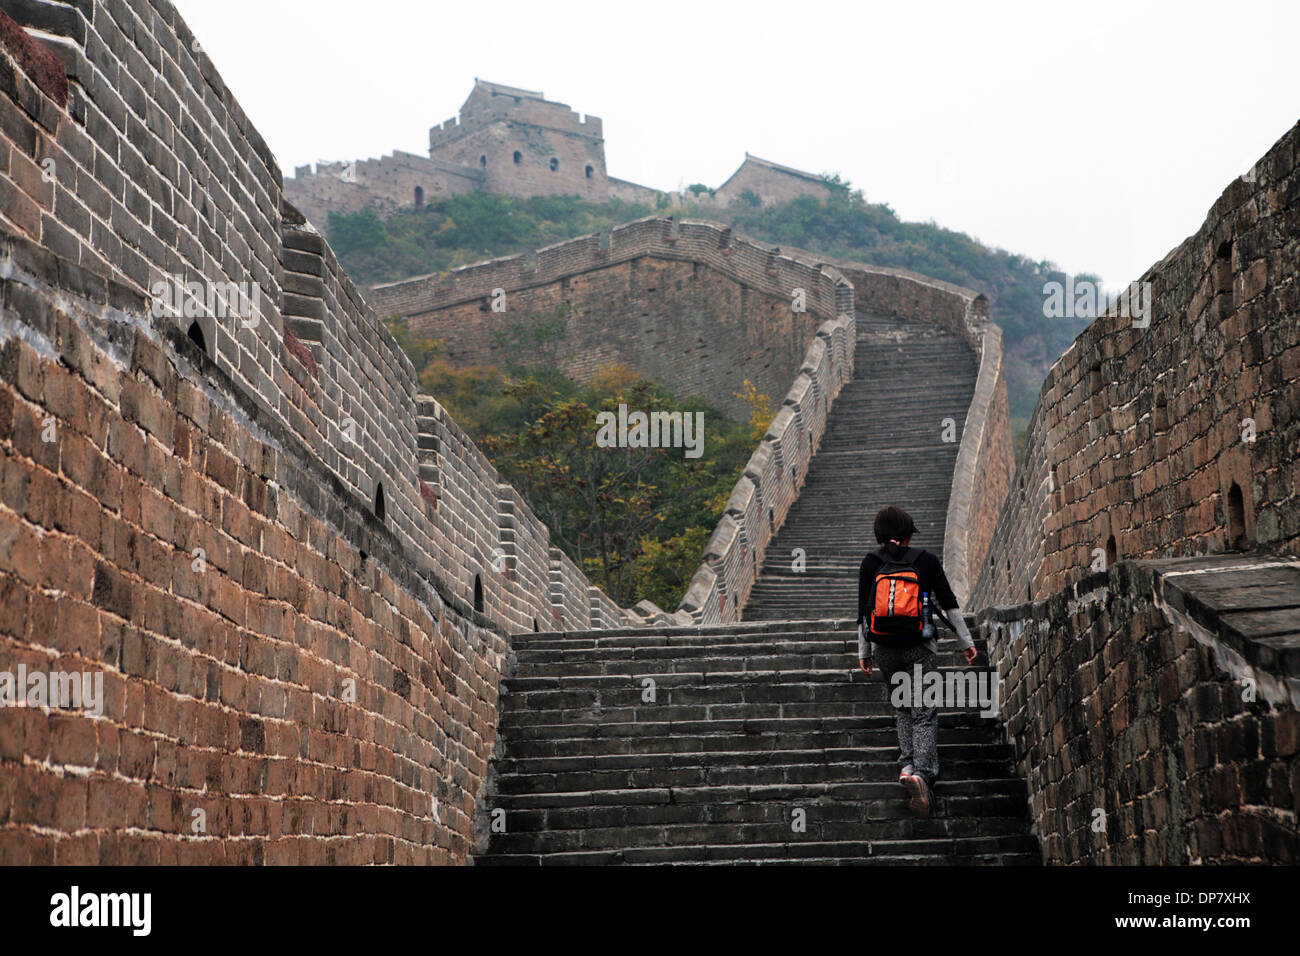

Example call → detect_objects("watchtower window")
549 157 559 172
374 482 386 522
413 185 424 206
513 151 522 165
585 165 593 179
473 574 484 613
479 155 487 167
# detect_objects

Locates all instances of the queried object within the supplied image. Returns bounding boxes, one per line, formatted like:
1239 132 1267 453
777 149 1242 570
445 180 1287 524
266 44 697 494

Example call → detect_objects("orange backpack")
868 547 927 645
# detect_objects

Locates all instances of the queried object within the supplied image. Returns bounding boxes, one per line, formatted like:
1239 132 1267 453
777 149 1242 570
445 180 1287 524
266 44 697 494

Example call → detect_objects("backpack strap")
933 605 957 631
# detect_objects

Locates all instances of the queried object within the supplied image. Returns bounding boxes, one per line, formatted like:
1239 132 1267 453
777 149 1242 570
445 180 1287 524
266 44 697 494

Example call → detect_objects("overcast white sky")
172 0 1297 291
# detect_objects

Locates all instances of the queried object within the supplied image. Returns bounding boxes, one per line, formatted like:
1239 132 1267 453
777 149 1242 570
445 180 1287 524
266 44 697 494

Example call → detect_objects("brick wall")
713 154 839 207
368 217 848 420
0 0 641 864
679 311 855 624
284 152 484 235
974 557 1299 864
971 119 1300 609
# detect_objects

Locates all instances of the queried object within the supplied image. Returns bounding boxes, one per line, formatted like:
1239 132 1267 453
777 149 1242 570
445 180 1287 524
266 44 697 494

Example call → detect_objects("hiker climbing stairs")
476 620 1039 865
744 311 979 621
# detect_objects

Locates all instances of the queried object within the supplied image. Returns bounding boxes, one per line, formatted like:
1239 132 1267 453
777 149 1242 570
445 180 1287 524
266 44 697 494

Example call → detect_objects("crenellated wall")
971 119 1300 609
678 310 855 624
0 0 641 864
285 152 484 235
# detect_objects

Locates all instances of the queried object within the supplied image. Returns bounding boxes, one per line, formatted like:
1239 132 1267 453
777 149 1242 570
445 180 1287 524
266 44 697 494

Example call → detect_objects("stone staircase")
744 312 979 621
476 620 1039 865
473 310 1035 865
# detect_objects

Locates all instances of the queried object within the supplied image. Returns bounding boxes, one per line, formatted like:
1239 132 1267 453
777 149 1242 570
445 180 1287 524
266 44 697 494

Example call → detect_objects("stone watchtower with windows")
428 79 609 201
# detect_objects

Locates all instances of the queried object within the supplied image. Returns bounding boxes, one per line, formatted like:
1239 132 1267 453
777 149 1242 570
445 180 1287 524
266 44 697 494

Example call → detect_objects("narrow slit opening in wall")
1153 390 1169 434
513 150 522 165
374 482 386 522
1105 535 1117 567
473 574 484 613
414 186 424 207
532 618 539 632
1087 362 1103 393
585 165 593 179
1227 482 1246 549
480 155 487 167
187 320 208 356
549 157 558 172
1215 240 1234 296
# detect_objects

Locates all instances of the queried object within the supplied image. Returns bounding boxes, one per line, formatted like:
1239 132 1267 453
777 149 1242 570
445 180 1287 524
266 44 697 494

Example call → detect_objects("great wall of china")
0 0 1296 866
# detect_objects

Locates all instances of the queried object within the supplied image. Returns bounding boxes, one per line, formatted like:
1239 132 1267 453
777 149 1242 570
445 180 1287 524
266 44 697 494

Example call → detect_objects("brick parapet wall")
0 241 511 862
369 216 841 319
973 556 1299 864
678 313 854 624
365 218 846 418
971 119 1300 609
283 152 484 233
0 0 638 863
0 0 631 638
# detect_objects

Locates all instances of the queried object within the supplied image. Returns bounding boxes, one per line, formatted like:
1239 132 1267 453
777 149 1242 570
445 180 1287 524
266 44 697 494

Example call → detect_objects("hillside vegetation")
385 319 772 609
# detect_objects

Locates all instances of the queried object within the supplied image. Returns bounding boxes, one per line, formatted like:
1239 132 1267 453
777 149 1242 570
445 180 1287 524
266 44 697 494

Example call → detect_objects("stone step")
491 777 1029 810
496 742 1015 775
482 832 1040 862
498 710 996 741
500 725 1000 758
493 758 1017 794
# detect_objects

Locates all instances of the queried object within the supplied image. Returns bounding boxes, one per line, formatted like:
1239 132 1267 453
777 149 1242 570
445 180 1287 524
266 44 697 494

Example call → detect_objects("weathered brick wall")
713 154 838 206
971 119 1300 608
0 0 643 864
975 558 1299 864
368 217 847 421
0 299 508 863
284 152 484 235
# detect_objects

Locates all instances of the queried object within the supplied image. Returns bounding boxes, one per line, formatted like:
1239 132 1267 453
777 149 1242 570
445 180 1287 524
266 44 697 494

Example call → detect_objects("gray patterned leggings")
873 643 939 786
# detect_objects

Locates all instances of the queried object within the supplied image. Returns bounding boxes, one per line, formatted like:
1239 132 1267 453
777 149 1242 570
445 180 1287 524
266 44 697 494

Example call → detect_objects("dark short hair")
874 506 917 545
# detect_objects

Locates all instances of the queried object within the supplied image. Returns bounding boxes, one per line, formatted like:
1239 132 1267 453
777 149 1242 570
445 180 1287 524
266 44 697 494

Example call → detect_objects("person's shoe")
902 773 931 818
899 765 914 783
